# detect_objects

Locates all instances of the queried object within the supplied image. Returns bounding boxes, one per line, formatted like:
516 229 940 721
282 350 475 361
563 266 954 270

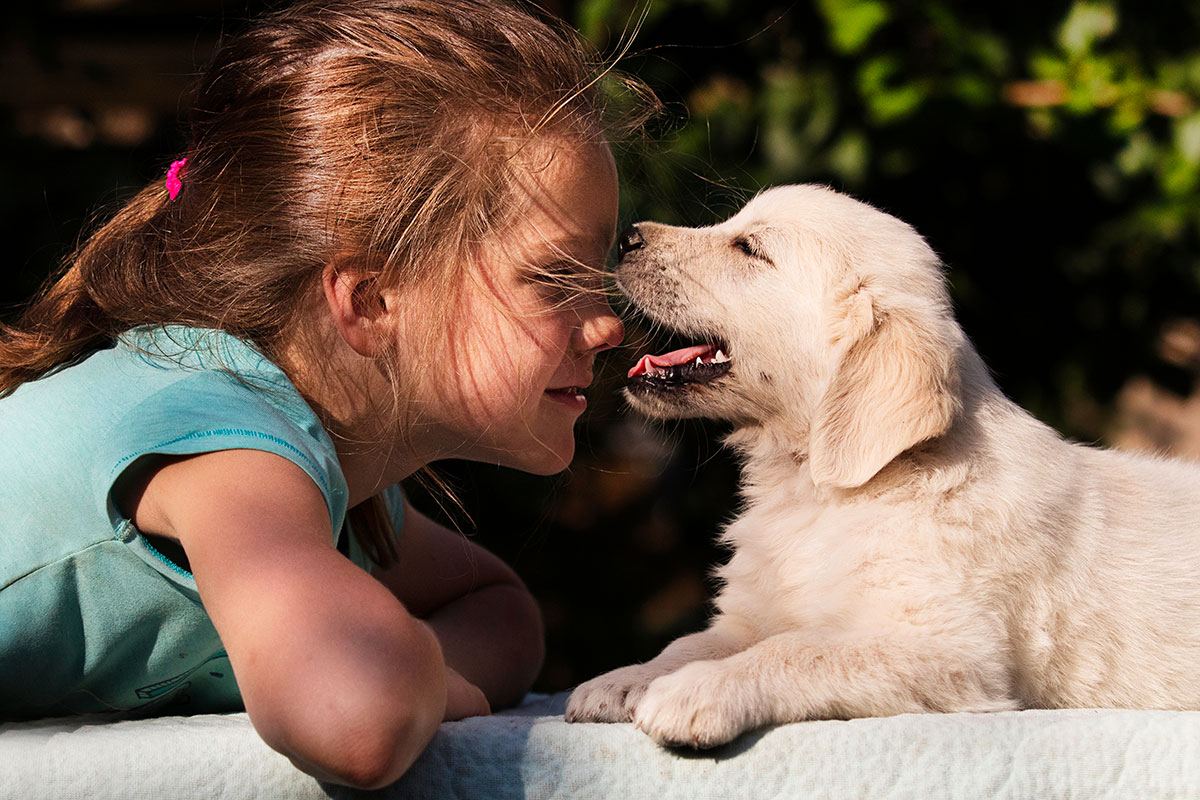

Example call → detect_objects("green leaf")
951 73 994 106
826 130 870 184
575 0 617 44
1058 1 1117 56
1161 153 1200 198
1176 112 1200 165
1031 52 1069 81
1116 132 1157 176
817 0 891 55
857 56 930 124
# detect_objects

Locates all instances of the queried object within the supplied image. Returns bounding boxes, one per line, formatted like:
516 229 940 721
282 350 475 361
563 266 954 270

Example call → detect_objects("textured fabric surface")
3 692 1199 799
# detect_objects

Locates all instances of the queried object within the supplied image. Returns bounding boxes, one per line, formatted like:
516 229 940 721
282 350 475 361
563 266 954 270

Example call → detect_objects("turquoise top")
0 326 396 719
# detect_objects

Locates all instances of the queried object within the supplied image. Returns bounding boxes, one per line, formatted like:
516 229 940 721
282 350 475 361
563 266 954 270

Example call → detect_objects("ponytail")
0 266 101 397
0 183 171 398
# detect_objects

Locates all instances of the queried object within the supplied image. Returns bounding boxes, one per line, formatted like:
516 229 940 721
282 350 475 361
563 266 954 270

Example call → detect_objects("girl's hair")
0 0 656 563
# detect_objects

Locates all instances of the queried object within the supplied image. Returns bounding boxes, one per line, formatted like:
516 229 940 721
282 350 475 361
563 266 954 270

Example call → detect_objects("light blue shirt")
0 326 397 719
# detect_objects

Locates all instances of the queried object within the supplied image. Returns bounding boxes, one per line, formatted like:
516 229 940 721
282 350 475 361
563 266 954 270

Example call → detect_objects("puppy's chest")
717 500 902 632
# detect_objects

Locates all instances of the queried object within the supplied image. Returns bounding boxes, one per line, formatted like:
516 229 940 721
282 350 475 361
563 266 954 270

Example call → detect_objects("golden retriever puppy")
566 184 1200 748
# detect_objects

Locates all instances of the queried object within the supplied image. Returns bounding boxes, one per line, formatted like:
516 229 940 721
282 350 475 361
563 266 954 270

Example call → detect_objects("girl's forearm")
423 580 545 710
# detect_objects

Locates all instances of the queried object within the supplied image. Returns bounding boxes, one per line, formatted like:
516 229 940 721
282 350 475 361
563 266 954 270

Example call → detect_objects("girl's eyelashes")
541 261 577 280
531 261 607 300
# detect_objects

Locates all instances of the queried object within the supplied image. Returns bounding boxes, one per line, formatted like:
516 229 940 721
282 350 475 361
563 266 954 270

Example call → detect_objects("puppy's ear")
808 285 959 489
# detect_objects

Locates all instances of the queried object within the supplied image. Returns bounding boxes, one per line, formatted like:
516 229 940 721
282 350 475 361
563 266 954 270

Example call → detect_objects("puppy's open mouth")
627 340 732 390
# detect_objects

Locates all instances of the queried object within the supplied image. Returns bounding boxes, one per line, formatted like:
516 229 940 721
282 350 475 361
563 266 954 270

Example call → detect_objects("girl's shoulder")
115 324 283 392
1 325 350 573
2 325 282 418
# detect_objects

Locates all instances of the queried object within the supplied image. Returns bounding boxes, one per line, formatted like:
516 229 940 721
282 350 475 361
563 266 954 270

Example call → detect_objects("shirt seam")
141 536 194 580
108 428 332 498
2 540 124 593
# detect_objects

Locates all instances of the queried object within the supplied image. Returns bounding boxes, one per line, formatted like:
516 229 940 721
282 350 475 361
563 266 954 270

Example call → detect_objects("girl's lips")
545 386 587 410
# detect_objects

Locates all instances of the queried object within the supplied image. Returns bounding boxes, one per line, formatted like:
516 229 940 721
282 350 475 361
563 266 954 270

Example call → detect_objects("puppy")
566 184 1200 748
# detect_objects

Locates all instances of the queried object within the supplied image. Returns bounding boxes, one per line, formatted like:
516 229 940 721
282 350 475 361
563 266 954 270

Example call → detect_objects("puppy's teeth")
695 357 704 366
714 350 729 363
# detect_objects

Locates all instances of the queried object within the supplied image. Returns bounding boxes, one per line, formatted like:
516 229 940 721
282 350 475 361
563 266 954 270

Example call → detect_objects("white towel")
4 693 1200 799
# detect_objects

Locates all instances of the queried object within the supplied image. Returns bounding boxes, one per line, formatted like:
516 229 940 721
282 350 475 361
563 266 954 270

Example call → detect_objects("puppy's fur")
566 184 1200 748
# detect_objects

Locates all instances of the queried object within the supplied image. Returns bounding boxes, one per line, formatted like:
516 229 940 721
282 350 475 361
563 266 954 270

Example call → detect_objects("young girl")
0 0 644 788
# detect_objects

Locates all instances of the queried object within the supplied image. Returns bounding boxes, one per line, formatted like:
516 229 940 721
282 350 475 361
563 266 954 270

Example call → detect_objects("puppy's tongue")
629 343 717 378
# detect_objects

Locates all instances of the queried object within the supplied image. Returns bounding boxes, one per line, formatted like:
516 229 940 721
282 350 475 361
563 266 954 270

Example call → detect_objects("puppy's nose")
617 225 645 260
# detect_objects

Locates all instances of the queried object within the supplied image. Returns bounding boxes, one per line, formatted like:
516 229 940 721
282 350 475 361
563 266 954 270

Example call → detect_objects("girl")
0 0 645 788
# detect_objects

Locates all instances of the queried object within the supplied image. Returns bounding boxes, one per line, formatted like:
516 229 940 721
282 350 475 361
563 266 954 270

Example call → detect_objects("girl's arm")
124 449 446 790
372 501 545 713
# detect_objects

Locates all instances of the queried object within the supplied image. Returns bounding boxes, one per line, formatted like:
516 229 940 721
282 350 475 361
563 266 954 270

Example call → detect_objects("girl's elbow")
322 710 440 789
251 646 449 788
266 694 445 790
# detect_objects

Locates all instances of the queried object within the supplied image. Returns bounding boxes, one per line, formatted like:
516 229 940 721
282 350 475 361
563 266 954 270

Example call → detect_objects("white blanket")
3 693 1200 798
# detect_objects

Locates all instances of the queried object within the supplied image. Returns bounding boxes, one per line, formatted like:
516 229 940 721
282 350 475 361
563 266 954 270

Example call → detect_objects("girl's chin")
519 450 573 476
507 438 575 475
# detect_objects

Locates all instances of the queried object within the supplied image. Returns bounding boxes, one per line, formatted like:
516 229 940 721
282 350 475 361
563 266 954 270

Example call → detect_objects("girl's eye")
539 263 576 289
544 263 574 280
534 262 604 300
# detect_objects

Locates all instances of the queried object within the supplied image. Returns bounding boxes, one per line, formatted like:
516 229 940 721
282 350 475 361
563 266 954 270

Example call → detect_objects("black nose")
617 225 645 260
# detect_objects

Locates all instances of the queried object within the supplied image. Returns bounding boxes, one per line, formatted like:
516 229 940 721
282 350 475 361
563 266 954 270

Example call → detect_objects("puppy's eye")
733 237 772 265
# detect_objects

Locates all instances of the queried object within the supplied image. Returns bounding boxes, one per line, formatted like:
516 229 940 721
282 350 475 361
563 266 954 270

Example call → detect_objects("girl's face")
403 141 624 474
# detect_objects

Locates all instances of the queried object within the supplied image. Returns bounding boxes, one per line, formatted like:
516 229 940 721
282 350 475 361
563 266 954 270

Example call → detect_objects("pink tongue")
629 343 716 378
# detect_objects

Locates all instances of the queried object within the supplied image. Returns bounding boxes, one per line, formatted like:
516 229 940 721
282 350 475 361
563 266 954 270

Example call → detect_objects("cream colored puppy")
566 184 1200 748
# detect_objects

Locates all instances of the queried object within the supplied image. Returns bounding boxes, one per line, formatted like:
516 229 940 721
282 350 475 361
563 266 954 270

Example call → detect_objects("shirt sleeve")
95 368 350 545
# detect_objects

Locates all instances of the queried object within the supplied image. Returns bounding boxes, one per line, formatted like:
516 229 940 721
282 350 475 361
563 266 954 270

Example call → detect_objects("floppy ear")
808 285 959 489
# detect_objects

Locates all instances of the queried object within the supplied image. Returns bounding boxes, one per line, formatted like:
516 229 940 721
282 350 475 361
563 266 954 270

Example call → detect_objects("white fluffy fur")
565 184 1200 748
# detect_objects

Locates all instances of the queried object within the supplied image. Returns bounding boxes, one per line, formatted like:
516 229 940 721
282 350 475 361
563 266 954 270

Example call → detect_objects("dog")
565 183 1200 748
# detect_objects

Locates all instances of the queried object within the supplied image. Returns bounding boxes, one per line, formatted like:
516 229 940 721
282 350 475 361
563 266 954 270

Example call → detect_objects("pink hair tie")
166 157 188 200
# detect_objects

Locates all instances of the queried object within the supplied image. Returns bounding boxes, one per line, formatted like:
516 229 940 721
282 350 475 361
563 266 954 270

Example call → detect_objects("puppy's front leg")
566 617 756 723
634 631 1017 748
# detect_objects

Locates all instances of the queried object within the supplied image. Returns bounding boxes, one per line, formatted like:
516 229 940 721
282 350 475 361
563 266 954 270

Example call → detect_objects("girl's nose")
575 300 624 355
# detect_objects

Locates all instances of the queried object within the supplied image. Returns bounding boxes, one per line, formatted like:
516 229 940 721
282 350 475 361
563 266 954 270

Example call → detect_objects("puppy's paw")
566 664 658 723
633 661 754 749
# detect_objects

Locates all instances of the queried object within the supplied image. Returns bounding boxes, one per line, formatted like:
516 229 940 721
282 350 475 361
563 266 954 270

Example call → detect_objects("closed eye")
733 236 773 265
531 260 607 301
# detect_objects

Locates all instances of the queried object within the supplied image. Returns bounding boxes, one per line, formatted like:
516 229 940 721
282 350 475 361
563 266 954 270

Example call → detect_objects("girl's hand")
371 501 546 712
444 666 491 721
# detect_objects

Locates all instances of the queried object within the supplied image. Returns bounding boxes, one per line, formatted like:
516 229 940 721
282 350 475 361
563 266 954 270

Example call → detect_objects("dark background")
5 0 1200 693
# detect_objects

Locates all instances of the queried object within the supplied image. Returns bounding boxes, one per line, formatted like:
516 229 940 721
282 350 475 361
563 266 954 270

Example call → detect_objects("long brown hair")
0 0 656 563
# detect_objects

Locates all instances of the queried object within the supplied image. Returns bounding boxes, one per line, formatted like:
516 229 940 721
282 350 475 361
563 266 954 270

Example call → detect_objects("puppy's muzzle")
618 225 645 260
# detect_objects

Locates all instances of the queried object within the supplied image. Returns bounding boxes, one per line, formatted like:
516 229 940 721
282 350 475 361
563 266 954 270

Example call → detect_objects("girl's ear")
322 262 388 357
